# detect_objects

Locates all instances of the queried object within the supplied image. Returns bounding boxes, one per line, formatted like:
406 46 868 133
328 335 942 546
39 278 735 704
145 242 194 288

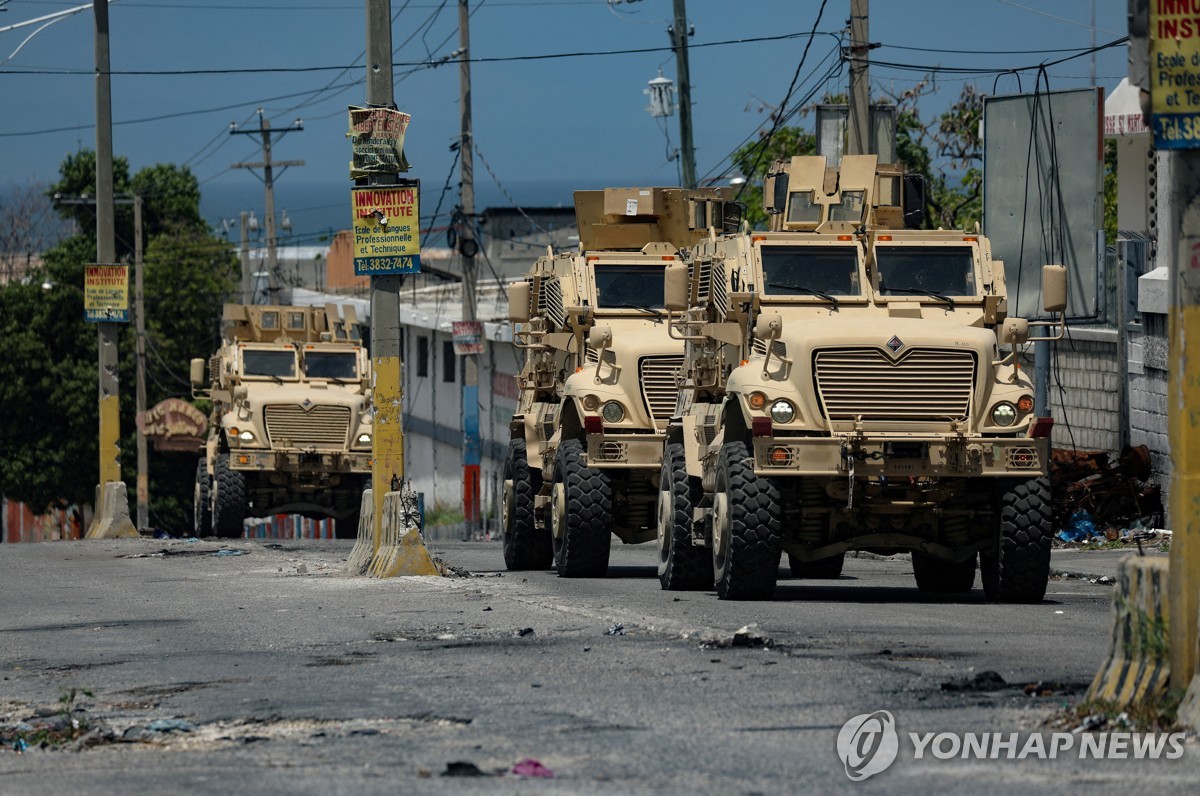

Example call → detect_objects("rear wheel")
981 476 1052 603
713 440 781 600
193 459 212 537
551 438 611 577
657 442 710 590
912 552 976 593
211 453 247 539
502 438 551 570
788 553 845 579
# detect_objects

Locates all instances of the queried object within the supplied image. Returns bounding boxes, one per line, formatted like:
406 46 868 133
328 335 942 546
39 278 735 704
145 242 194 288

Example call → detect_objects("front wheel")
210 453 247 539
657 442 710 591
981 476 1052 603
502 438 551 570
193 459 212 537
713 440 781 600
551 438 611 577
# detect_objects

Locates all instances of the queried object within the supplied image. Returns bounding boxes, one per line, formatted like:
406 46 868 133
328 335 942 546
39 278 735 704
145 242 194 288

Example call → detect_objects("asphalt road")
0 537 1194 795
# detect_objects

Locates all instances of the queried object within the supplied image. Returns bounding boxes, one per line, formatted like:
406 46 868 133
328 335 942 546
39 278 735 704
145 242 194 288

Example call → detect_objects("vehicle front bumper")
752 434 1048 478
228 450 372 474
585 431 665 470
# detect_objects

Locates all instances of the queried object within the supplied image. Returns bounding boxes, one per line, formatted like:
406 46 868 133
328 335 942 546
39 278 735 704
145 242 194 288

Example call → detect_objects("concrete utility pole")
847 0 870 156
133 194 148 534
668 0 696 188
90 0 122 536
231 111 304 304
458 0 482 533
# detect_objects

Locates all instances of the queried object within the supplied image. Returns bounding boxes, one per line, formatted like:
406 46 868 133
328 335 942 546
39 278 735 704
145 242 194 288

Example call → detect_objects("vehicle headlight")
601 401 625 423
357 433 372 445
582 394 600 411
991 402 1018 427
769 399 795 424
238 429 256 443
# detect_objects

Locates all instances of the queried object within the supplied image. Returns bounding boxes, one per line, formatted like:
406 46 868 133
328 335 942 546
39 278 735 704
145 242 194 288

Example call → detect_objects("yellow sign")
84 264 130 322
352 184 421 276
1150 1 1200 149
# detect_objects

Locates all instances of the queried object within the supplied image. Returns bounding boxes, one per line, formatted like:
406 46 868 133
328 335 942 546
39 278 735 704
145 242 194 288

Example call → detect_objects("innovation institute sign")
350 183 421 276
1150 0 1200 149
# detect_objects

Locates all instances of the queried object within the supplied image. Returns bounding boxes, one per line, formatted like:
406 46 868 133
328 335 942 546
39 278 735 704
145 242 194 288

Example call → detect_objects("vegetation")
0 152 237 530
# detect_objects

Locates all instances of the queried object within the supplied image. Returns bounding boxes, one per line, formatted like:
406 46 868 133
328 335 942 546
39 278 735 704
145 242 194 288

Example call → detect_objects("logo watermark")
837 711 1187 781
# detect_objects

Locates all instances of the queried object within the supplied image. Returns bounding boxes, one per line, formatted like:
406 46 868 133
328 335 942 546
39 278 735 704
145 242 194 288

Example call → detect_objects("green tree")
2 152 237 528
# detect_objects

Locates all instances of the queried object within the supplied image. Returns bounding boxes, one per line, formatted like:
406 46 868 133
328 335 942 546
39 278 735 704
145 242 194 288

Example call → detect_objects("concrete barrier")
1087 556 1171 707
344 489 376 576
85 482 138 539
368 490 439 577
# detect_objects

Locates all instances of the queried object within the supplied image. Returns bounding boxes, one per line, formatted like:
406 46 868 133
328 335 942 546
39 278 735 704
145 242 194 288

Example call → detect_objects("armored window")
829 190 865 223
261 311 279 330
241 349 296 379
760 245 860 297
786 191 820 224
442 340 456 383
594 265 666 309
417 336 429 378
287 312 306 330
304 351 357 380
876 246 977 297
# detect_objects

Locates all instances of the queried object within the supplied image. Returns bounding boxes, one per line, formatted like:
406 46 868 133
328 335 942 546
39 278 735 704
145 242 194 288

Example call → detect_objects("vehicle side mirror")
190 358 206 386
1041 264 1067 314
588 325 613 350
508 281 531 323
1000 317 1029 347
664 262 690 311
755 312 783 341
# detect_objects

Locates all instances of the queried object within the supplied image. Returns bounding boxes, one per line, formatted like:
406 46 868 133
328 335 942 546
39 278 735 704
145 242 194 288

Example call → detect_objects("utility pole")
90 0 123 536
847 0 869 156
239 210 251 304
458 0 482 533
668 0 696 188
231 110 304 305
133 194 148 534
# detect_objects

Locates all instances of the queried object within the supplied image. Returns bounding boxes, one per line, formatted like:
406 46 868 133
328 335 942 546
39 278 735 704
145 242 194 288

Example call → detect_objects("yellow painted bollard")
368 490 439 578
344 488 376 576
1088 556 1171 708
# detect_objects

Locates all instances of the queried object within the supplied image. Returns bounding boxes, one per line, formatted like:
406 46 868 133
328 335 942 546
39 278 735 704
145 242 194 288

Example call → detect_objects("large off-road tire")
193 459 213 537
713 440 782 600
657 442 710 591
502 438 552 570
911 552 976 593
551 438 612 577
788 553 845 579
210 453 247 539
981 476 1052 603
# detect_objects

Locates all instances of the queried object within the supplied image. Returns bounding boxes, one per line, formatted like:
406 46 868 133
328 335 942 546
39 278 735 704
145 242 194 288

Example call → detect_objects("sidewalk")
1050 545 1169 581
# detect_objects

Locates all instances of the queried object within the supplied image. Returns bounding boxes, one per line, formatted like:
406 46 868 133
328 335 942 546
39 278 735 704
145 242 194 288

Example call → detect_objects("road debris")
512 758 554 778
699 624 775 650
941 670 1007 692
210 549 246 557
1052 446 1162 542
442 761 491 777
606 623 626 636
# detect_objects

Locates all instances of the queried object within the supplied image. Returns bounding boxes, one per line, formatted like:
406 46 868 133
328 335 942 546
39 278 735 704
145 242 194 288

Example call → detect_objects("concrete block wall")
1021 329 1122 456
1128 314 1171 517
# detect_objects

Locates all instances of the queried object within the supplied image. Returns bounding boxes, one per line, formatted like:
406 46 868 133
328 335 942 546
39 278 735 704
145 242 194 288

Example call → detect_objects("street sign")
1150 4 1200 149
351 183 421 276
348 106 411 178
84 264 129 322
452 320 485 355
136 398 207 452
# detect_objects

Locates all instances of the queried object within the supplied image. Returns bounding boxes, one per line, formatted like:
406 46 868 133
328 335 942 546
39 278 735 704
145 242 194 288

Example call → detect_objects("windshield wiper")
882 286 955 307
614 302 665 319
767 282 840 307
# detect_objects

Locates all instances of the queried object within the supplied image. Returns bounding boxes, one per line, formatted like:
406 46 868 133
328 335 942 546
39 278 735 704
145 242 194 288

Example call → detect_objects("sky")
0 0 1130 246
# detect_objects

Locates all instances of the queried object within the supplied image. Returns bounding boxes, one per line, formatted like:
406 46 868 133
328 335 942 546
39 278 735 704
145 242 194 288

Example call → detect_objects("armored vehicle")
504 187 739 579
190 303 373 538
658 155 1066 601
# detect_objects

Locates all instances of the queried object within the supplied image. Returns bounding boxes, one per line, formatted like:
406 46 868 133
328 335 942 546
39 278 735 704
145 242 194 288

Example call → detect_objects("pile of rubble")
1051 445 1163 545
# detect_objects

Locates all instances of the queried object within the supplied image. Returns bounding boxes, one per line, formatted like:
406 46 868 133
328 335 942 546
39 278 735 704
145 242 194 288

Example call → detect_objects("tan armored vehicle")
659 155 1066 601
190 304 373 538
503 187 739 578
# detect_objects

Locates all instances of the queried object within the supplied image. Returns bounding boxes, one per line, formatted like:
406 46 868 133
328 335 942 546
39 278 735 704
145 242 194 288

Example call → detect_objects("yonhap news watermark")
836 710 1187 782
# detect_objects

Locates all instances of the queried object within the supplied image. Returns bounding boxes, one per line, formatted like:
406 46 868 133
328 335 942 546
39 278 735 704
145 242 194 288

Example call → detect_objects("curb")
1087 556 1171 707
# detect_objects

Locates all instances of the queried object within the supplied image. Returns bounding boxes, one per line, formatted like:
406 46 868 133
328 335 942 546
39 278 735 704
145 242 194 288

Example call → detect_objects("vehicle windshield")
594 264 666 309
304 351 358 380
876 246 977 298
760 245 860 297
242 349 297 379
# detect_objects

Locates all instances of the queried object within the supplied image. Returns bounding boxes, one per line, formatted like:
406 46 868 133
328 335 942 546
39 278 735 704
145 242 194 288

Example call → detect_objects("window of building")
417 336 429 378
442 340 456 383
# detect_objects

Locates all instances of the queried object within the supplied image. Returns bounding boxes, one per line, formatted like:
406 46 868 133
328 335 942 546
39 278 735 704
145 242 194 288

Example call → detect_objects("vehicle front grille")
813 348 976 421
692 258 712 302
264 405 351 448
640 355 684 429
712 261 728 317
